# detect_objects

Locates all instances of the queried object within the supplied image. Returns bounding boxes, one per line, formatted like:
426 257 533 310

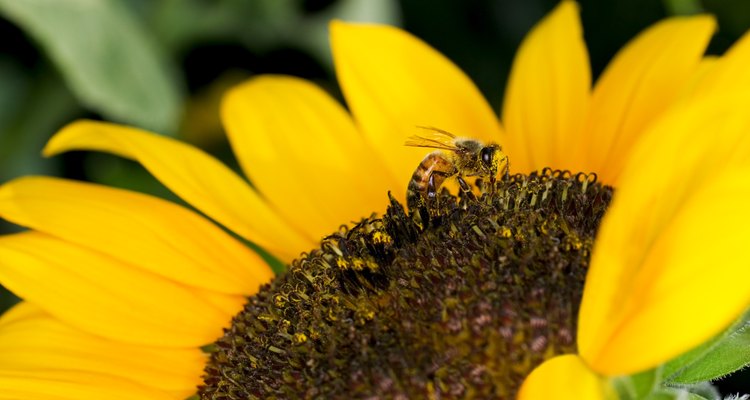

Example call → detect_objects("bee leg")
428 169 458 200
502 156 511 180
424 172 440 213
456 175 477 202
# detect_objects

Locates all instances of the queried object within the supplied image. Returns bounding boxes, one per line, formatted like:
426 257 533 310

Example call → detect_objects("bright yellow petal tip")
579 90 750 375
693 28 750 99
585 14 716 185
44 119 310 263
518 355 610 400
221 75 395 242
0 176 271 296
502 0 591 174
331 20 503 196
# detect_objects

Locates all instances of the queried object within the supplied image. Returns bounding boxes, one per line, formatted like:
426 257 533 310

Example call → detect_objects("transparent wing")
404 126 458 151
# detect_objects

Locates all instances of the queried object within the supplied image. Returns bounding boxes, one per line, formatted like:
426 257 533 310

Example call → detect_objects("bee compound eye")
481 147 493 165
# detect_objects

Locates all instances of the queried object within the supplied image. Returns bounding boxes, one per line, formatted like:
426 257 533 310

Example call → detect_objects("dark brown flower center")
200 170 613 400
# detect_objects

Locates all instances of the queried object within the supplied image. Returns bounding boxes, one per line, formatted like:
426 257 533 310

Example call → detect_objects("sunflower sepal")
610 369 721 400
662 308 750 385
608 371 750 400
611 367 662 399
610 368 661 400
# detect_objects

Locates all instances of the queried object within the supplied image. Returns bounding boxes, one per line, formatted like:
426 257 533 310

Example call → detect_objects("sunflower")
1 1 750 399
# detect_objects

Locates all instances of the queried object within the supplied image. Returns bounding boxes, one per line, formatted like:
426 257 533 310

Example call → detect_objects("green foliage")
142 0 400 71
664 311 750 384
0 63 79 182
0 0 183 134
663 0 704 15
609 311 750 399
613 368 663 399
613 372 721 400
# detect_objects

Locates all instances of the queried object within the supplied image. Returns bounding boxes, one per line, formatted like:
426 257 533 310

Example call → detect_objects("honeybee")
405 127 509 213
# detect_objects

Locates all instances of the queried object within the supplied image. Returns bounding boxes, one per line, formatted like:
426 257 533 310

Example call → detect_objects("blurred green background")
0 0 748 395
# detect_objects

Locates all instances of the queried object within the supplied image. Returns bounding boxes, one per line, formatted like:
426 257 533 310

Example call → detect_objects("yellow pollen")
373 231 393 244
293 333 308 344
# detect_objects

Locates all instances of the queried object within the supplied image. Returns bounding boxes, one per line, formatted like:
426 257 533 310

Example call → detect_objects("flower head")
1 1 750 399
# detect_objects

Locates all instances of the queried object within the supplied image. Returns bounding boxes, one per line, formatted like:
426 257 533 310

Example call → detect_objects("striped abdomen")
406 151 456 211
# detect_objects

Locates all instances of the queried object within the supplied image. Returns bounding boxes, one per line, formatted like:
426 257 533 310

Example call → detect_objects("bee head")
480 144 503 182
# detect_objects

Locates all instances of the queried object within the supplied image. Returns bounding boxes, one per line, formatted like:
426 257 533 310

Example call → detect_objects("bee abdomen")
406 152 454 211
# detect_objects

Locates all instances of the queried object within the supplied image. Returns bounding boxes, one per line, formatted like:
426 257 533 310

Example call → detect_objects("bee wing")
404 127 458 151
416 126 456 139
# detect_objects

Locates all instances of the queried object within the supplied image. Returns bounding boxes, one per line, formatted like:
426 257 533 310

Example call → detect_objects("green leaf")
0 58 30 131
612 368 663 399
663 0 704 15
643 384 718 400
0 64 80 182
612 368 722 400
681 382 720 400
664 310 750 384
632 368 662 398
0 0 183 134
683 394 711 400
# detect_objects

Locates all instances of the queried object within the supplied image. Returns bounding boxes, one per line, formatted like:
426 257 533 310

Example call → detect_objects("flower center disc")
200 170 613 399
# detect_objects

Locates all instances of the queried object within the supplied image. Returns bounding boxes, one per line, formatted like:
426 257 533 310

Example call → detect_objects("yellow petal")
0 176 272 295
579 91 750 375
0 231 235 347
678 56 718 100
331 21 503 197
502 1 590 174
222 75 396 241
0 302 203 397
44 119 310 263
194 287 248 317
692 29 750 99
584 15 715 185
0 369 173 400
518 355 609 400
